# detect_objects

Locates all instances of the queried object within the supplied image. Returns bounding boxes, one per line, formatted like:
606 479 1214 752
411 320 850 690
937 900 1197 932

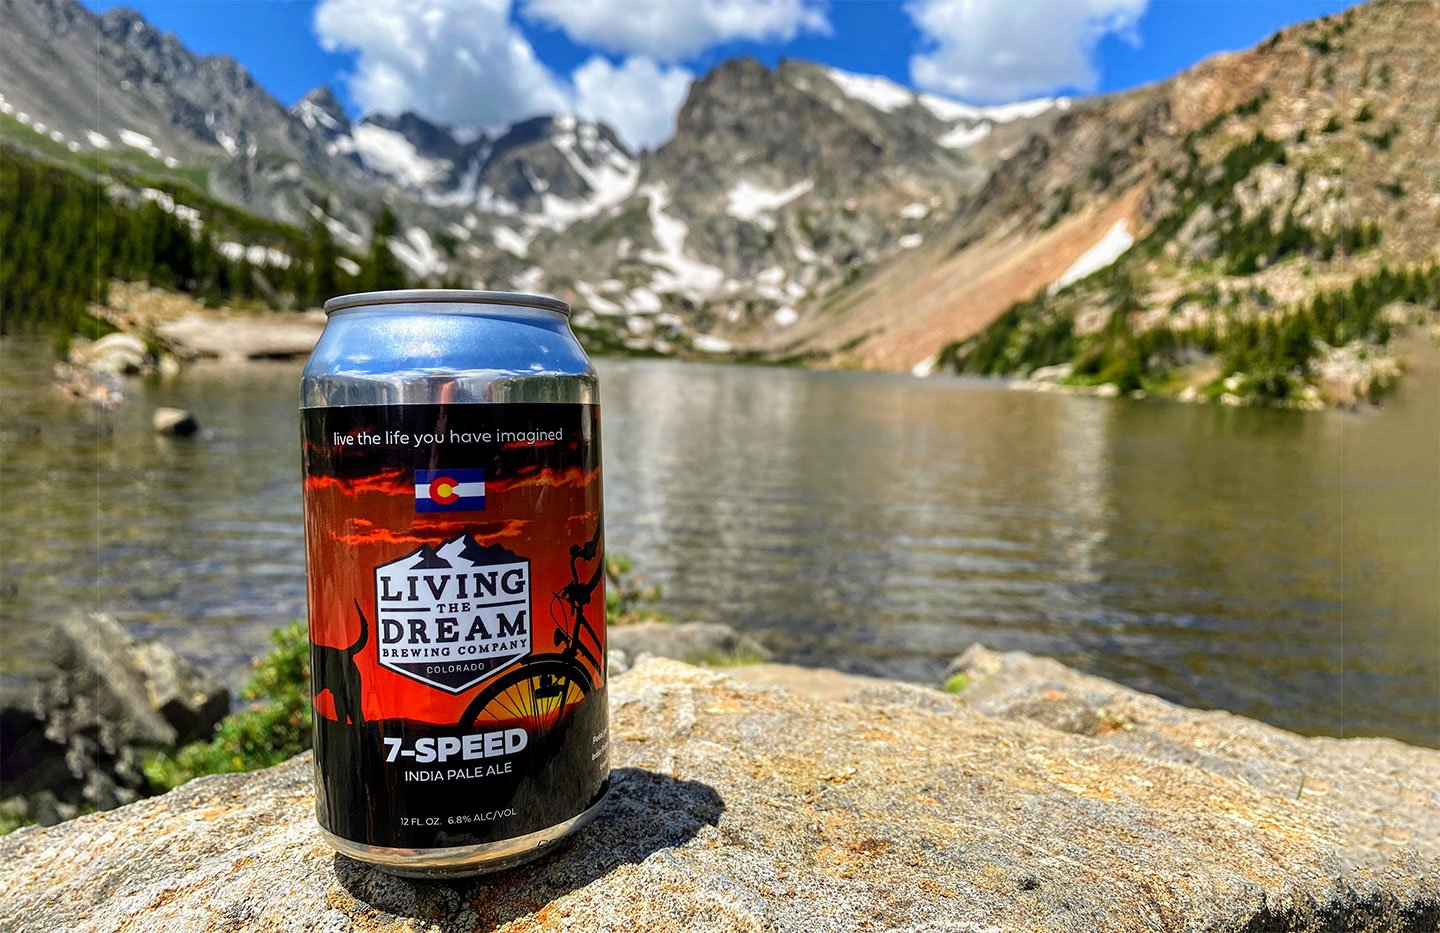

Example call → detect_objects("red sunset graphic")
303 436 605 729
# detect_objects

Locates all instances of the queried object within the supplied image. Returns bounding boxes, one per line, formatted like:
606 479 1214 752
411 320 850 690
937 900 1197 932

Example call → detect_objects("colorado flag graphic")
414 468 486 513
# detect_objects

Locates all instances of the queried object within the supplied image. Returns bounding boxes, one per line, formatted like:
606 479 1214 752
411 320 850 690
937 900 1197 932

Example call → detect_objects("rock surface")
1 653 1437 932
68 332 149 376
0 613 228 825
155 310 326 362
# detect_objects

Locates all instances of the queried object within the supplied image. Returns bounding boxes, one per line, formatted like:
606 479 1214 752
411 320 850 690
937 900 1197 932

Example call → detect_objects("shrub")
144 622 311 791
606 554 673 625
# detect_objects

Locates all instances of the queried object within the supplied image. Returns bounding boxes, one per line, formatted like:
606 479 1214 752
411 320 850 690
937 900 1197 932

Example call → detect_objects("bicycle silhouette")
458 521 605 741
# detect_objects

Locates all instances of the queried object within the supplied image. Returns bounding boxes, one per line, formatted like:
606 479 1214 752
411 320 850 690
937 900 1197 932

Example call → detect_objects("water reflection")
2 339 1435 745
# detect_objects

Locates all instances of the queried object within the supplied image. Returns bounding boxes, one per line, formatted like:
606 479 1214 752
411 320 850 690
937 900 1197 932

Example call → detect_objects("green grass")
688 646 768 668
143 622 311 792
0 113 212 191
943 673 970 694
606 554 675 626
0 800 34 837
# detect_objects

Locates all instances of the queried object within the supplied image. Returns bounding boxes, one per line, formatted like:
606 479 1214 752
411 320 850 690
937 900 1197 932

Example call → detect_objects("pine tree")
306 203 341 307
362 207 406 292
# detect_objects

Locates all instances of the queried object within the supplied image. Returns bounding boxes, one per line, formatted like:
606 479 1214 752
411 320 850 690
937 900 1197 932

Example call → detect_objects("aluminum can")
300 289 609 877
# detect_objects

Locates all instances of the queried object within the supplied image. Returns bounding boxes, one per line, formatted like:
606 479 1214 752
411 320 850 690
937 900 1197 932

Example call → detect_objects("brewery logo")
374 534 531 692
414 468 486 513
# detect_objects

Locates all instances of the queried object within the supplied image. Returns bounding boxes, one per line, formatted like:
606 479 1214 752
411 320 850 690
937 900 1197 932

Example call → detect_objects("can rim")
323 289 571 317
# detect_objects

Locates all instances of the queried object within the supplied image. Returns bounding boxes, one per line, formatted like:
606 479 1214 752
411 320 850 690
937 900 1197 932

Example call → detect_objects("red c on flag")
428 476 460 505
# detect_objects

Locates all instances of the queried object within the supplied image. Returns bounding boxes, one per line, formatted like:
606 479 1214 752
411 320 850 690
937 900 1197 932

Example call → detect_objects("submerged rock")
0 654 1435 931
152 407 199 437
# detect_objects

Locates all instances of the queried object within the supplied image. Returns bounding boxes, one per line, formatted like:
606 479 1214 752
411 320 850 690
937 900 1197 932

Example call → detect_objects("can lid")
323 289 572 317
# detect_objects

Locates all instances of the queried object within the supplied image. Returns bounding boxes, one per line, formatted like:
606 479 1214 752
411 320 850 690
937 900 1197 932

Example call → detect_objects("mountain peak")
300 84 344 112
96 6 147 33
292 86 350 136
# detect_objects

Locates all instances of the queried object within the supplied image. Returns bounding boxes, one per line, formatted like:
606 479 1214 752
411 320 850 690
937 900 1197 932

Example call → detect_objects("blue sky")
82 0 1357 148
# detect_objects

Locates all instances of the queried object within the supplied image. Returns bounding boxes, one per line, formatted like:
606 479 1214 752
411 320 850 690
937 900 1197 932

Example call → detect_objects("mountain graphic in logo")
373 534 531 692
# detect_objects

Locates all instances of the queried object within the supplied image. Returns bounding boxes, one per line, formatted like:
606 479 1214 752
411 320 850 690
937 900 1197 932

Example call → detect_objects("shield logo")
373 534 532 693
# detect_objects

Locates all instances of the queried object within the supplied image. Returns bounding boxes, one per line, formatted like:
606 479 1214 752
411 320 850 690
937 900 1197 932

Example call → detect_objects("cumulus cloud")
907 0 1148 102
572 57 694 149
313 0 701 149
522 0 830 60
314 0 569 128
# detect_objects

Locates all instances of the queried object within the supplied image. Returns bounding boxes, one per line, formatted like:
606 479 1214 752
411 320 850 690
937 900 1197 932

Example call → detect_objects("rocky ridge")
0 0 1064 356
0 650 1435 931
790 0 1440 405
5 0 1434 389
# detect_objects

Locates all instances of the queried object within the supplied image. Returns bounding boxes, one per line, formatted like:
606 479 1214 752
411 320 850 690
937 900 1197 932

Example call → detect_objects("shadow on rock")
333 767 724 928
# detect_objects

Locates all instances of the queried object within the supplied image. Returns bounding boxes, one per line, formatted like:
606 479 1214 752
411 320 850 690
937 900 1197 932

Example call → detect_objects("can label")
301 403 608 851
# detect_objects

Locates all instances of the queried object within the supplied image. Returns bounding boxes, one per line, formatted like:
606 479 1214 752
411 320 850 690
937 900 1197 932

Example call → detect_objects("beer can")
300 290 610 877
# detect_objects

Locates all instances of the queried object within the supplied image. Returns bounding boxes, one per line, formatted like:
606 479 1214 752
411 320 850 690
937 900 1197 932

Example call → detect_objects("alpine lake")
2 337 1436 747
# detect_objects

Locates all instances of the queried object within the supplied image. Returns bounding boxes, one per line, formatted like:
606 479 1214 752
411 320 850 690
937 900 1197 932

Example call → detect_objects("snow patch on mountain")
623 287 662 314
139 188 201 228
826 68 915 112
524 118 638 230
692 334 734 353
491 225 531 257
351 124 447 187
575 281 622 315
294 98 341 132
305 204 365 249
920 94 1068 124
390 227 447 277
726 179 814 230
218 242 291 268
118 129 162 160
475 187 521 217
1050 220 1133 293
640 185 727 300
938 122 992 149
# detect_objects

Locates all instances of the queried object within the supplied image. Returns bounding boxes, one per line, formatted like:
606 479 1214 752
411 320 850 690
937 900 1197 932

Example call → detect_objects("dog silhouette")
314 600 369 725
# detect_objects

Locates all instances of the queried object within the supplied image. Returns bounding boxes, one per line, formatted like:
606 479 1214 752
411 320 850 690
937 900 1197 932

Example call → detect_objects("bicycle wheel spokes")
472 670 582 741
460 655 595 737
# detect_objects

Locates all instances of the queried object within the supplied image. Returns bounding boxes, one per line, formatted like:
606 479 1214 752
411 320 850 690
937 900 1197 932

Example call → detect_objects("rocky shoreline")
0 613 770 833
1000 323 1440 412
1 641 1436 930
0 613 229 829
54 283 328 410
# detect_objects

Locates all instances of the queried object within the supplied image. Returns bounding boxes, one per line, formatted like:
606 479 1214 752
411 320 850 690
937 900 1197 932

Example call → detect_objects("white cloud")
572 57 693 150
907 0 1147 102
314 0 569 129
314 0 701 149
522 0 830 60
